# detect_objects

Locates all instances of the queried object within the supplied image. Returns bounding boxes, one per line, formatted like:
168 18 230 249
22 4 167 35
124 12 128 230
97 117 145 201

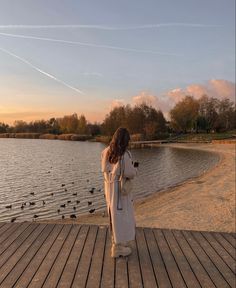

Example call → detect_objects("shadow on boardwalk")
0 222 235 287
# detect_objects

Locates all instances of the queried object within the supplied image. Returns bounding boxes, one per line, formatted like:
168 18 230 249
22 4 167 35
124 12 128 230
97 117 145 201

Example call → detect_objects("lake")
0 139 220 222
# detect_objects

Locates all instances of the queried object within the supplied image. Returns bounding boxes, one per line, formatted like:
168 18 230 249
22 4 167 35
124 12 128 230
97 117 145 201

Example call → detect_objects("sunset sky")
0 0 235 124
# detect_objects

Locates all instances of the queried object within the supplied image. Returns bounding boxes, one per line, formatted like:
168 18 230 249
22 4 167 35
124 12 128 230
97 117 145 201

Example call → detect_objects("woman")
101 127 137 258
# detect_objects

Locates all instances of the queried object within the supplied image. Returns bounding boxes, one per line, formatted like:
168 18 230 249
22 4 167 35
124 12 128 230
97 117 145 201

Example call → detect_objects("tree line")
0 94 235 139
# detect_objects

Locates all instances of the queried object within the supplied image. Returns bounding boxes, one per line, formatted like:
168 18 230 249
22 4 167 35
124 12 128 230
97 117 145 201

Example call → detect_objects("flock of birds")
5 179 103 223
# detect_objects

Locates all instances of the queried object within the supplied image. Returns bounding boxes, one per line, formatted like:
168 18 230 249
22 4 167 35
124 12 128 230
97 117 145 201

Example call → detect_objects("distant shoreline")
1 132 235 145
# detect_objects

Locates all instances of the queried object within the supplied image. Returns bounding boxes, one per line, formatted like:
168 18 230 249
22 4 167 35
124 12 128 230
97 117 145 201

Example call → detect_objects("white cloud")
110 99 126 109
167 79 235 104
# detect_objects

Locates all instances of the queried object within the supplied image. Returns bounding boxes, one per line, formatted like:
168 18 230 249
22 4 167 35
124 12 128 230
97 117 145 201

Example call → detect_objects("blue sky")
0 0 235 124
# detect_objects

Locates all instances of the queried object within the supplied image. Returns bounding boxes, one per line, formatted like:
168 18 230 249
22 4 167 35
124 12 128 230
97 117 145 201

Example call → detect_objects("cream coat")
101 146 137 244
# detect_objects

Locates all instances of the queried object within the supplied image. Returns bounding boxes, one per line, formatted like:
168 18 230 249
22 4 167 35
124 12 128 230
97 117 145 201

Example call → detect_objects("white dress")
101 146 137 244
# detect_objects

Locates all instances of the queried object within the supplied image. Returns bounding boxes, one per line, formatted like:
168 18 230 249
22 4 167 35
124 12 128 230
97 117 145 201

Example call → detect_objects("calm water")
0 139 219 222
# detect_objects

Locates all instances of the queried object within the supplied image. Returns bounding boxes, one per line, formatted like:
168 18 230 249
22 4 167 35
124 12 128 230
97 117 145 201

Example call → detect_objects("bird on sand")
88 201 92 206
89 209 95 214
60 204 66 208
70 214 77 219
11 217 17 222
6 205 12 209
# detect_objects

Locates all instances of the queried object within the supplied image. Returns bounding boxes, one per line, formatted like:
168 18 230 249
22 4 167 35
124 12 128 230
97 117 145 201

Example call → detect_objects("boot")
111 244 132 258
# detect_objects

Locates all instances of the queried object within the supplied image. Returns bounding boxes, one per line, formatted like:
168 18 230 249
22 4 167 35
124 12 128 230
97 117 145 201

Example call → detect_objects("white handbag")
119 156 133 196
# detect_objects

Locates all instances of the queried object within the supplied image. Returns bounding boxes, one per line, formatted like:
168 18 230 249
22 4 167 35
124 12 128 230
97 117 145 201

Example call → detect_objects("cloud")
0 32 180 56
81 72 103 77
110 99 126 109
0 23 221 30
167 79 235 104
132 91 172 112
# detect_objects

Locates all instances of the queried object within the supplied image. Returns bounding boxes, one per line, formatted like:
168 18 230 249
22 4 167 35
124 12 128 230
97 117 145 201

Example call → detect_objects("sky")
0 0 235 124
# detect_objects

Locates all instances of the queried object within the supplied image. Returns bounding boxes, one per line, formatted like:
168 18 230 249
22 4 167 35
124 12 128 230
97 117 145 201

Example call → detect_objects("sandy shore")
39 143 235 233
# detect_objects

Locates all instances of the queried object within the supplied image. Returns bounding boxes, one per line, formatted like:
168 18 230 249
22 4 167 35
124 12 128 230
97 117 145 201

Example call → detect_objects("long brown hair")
107 127 130 164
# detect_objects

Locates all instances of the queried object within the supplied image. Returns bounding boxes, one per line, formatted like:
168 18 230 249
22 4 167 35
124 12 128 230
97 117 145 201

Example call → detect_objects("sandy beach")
40 143 235 233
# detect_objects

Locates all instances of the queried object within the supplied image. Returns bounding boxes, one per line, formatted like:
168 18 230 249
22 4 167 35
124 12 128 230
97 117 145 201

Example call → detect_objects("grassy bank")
0 133 93 141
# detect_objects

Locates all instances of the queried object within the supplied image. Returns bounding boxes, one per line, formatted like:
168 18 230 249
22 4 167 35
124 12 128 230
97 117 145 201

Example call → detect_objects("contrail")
0 23 222 30
0 47 84 94
0 32 180 56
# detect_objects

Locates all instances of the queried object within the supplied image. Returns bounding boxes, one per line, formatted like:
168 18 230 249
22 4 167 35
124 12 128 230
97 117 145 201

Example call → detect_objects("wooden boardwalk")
0 222 235 288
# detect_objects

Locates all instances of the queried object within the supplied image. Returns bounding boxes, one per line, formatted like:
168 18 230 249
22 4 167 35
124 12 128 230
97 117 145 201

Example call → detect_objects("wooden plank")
222 233 236 249
28 224 71 288
172 230 215 288
202 231 236 273
100 229 115 288
115 257 129 288
0 222 21 244
192 231 235 287
14 224 63 288
0 223 16 241
144 228 171 288
42 225 81 288
0 223 47 284
0 224 54 287
127 239 143 288
57 225 89 288
71 225 98 288
154 229 186 288
0 222 31 255
0 222 6 229
136 228 157 287
86 226 107 288
0 223 38 268
182 230 230 288
213 233 236 259
163 229 201 288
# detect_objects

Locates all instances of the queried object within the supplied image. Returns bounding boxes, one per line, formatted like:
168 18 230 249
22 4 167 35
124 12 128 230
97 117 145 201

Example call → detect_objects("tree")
170 96 199 132
57 113 79 133
78 115 88 134
0 122 9 133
